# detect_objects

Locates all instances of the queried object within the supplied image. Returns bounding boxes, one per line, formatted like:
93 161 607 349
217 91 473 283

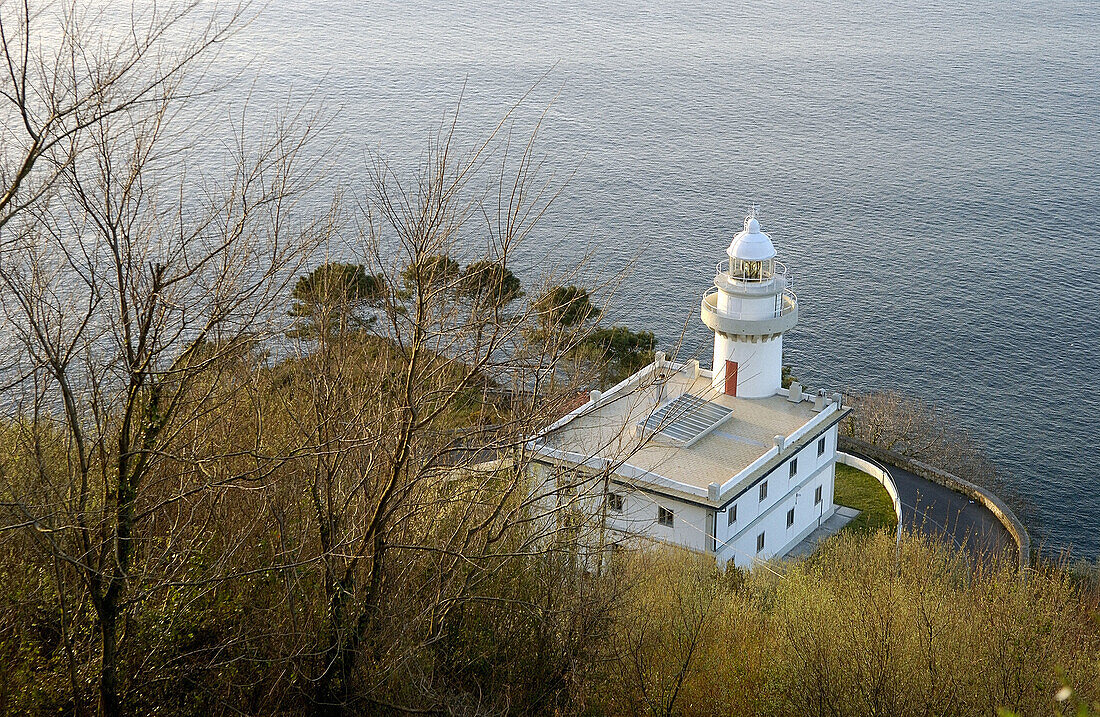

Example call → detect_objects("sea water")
213 0 1100 556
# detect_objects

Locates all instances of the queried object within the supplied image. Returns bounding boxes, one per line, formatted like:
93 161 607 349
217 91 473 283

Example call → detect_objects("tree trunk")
98 602 121 717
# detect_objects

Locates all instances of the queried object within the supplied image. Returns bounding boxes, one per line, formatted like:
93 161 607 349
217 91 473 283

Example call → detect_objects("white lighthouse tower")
700 209 798 398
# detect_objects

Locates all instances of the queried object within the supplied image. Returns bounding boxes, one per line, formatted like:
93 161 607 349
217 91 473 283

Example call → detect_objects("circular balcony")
700 286 798 338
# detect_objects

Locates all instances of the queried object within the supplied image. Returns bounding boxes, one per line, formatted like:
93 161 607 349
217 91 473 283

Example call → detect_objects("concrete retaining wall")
839 436 1031 573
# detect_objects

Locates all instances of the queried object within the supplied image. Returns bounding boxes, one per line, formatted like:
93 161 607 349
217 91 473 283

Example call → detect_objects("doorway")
724 360 738 396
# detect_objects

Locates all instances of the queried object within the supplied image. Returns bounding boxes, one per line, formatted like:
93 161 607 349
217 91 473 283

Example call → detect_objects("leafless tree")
0 0 247 232
0 9 674 710
841 390 1004 492
0 4 331 713
256 108 640 714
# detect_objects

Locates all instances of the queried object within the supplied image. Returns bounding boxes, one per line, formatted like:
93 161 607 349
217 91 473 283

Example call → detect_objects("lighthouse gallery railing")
702 285 797 321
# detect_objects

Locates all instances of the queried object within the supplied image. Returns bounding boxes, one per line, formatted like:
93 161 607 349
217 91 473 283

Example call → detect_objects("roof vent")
787 382 803 402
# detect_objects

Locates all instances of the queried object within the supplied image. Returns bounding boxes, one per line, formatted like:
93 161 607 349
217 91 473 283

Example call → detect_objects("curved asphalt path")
852 453 1016 563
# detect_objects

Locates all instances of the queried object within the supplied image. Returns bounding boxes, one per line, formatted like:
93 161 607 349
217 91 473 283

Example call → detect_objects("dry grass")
590 532 1100 717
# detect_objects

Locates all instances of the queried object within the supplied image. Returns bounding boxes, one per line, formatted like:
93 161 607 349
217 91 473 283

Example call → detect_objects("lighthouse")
533 203 847 568
700 209 799 398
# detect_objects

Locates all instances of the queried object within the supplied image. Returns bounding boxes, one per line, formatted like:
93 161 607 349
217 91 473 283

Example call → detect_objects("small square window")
789 458 798 479
607 492 624 512
759 481 768 502
555 469 576 495
727 503 737 526
787 507 795 528
756 531 765 553
817 436 827 456
658 506 674 527
814 485 823 505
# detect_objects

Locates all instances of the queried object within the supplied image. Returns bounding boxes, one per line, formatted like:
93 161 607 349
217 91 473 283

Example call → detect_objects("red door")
724 360 738 396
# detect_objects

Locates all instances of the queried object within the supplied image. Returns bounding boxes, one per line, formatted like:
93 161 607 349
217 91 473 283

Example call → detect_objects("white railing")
716 259 790 285
837 451 903 563
702 286 797 320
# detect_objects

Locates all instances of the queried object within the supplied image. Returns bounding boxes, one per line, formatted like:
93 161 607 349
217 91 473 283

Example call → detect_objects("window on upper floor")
787 507 796 528
607 492 624 512
759 480 768 502
727 503 737 526
789 458 798 479
756 531 765 553
818 436 827 456
658 506 674 527
554 467 577 495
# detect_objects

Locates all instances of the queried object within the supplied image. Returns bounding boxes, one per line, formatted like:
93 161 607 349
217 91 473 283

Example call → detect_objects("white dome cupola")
726 213 778 282
728 215 776 261
700 208 798 398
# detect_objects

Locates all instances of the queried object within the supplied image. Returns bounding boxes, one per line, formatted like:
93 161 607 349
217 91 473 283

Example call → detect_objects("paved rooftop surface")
542 368 819 491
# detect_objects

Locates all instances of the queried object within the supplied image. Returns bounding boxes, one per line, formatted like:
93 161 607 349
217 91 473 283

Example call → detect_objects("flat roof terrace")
535 361 830 500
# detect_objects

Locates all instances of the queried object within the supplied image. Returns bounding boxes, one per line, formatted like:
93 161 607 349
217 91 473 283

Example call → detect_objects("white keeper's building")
529 210 850 568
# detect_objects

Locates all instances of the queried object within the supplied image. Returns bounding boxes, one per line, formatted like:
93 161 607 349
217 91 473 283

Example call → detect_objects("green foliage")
401 253 460 294
459 260 523 307
4 342 1098 716
289 262 384 340
781 364 797 389
834 463 899 535
579 325 657 388
5 402 1100 715
533 284 600 330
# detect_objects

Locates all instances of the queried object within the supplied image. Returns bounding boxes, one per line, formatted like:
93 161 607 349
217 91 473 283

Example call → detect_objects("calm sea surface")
222 0 1099 557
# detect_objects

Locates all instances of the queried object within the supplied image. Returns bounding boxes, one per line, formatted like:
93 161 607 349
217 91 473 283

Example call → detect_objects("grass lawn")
834 463 899 535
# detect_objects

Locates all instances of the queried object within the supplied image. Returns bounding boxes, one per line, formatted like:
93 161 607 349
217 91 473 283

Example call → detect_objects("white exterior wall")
712 334 784 399
715 423 839 568
530 462 713 556
531 423 841 568
602 489 711 553
716 287 781 320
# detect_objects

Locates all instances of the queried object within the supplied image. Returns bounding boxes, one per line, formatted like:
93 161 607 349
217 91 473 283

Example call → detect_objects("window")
658 506 674 527
759 480 768 502
787 507 795 528
732 257 775 281
789 458 798 479
727 503 737 526
814 485 823 505
817 436 827 456
555 468 576 495
607 492 624 512
756 531 765 553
